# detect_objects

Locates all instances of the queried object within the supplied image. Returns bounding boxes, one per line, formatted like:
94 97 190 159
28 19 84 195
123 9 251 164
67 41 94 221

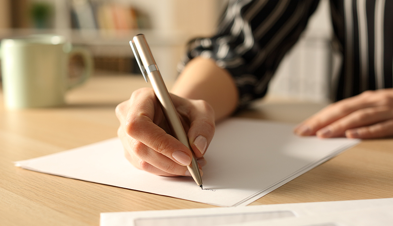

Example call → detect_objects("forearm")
171 57 238 121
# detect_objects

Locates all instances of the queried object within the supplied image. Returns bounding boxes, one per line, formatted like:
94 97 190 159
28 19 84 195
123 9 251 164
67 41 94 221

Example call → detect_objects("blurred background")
0 0 333 102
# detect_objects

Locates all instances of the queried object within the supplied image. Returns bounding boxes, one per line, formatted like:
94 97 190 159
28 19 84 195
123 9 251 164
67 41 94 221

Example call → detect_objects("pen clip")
129 40 148 83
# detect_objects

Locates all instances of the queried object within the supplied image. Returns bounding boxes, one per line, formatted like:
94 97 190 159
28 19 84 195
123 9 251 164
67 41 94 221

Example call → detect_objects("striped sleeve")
329 0 393 101
178 0 320 109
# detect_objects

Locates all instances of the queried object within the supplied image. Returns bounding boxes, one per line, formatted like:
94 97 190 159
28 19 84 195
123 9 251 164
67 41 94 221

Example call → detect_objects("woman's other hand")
295 89 393 139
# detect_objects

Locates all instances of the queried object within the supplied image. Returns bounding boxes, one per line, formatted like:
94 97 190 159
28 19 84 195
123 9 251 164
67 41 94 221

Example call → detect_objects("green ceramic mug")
0 34 93 109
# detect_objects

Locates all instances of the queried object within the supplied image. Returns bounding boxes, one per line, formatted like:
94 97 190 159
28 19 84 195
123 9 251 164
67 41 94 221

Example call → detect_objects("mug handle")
67 47 93 90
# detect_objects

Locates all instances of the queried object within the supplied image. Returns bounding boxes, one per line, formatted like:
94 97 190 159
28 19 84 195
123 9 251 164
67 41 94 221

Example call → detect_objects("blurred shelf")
0 28 188 45
0 28 189 57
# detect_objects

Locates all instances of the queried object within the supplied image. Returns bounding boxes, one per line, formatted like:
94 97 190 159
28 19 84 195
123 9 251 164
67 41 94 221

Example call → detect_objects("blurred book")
69 54 135 75
96 3 115 30
93 56 135 74
10 0 30 28
111 4 138 30
71 1 144 32
0 0 11 29
71 0 97 30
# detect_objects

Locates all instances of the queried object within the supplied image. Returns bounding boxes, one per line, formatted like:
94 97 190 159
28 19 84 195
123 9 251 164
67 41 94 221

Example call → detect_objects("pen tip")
200 185 203 190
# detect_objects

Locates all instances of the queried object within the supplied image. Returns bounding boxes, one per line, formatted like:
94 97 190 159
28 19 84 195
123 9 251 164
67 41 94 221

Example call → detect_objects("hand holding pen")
115 34 215 188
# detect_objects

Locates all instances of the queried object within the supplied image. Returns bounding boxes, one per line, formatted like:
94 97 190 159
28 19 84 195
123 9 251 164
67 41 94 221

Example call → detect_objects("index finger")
169 94 215 159
294 94 375 136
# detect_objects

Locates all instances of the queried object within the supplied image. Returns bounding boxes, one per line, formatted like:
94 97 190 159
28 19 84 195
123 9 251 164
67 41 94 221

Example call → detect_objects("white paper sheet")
100 198 393 226
15 118 359 207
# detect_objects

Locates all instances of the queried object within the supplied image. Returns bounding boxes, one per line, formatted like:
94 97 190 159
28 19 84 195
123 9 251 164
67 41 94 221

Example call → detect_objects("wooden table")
1 76 392 226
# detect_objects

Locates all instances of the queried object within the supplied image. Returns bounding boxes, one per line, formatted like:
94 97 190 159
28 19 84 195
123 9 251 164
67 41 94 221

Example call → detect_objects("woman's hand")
294 89 393 139
115 87 215 176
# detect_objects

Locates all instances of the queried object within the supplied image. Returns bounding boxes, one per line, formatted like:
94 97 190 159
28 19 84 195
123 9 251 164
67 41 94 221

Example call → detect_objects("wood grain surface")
0 76 392 226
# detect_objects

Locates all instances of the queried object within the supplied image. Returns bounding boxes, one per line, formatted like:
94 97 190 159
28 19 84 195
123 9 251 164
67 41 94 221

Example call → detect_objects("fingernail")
317 127 332 138
346 129 359 138
295 125 311 136
172 151 191 166
194 135 207 155
197 158 207 167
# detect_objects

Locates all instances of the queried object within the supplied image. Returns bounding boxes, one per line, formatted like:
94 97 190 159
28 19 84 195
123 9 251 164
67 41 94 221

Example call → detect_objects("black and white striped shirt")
179 0 393 109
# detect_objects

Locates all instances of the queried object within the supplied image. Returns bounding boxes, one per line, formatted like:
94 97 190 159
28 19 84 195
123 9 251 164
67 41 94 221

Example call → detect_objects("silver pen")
129 34 203 189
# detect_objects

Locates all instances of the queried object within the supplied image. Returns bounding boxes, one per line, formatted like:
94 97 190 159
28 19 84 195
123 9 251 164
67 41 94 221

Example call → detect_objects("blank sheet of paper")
15 118 359 207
